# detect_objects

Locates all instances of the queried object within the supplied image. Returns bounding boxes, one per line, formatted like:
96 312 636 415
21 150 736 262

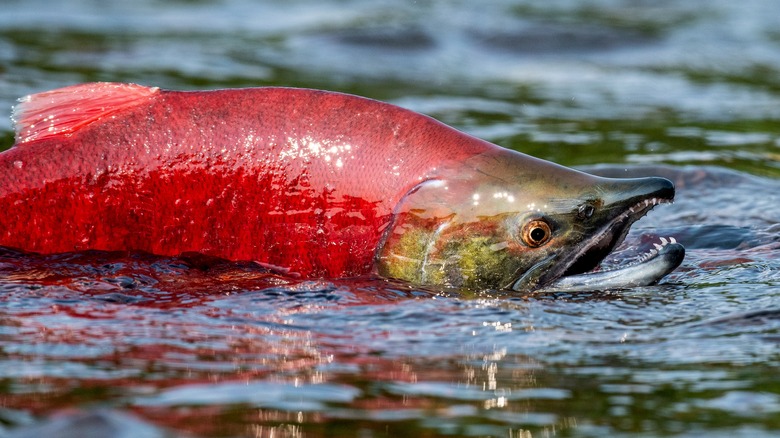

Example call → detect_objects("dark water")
1 0 780 437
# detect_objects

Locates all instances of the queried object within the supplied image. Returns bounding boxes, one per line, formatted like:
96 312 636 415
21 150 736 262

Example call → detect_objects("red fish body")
1 83 683 291
0 83 491 277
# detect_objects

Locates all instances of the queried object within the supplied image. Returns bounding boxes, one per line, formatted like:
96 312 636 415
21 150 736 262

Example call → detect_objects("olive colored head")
376 149 675 292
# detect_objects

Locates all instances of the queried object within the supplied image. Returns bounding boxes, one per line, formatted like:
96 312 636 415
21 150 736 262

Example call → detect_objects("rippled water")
1 1 779 437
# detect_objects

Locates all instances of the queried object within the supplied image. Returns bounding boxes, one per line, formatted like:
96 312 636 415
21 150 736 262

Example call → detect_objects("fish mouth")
513 177 685 292
562 196 671 277
538 197 685 292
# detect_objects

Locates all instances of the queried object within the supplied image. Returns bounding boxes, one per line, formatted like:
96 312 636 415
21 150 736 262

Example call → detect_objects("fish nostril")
577 203 595 220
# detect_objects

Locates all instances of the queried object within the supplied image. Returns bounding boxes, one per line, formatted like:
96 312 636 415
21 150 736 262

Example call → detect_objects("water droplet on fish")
13 160 23 169
489 241 509 252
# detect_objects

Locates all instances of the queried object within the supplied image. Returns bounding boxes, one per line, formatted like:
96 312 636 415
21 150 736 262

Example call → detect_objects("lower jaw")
537 238 685 293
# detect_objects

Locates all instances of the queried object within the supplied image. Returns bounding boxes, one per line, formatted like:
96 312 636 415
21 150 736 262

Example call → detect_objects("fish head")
376 149 680 292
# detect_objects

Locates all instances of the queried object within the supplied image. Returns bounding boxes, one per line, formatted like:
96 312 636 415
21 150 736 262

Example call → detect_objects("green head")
376 149 675 292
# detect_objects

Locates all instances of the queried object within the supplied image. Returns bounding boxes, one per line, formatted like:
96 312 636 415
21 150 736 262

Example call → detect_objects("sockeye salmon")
0 83 684 291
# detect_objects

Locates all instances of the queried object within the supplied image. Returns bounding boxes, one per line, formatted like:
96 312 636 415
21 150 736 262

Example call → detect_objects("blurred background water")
0 0 779 437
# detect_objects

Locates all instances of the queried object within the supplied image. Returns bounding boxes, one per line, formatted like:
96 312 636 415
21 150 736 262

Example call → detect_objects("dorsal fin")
12 82 159 145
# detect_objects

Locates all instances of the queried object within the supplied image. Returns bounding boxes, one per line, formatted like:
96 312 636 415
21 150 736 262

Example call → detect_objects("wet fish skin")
0 83 679 291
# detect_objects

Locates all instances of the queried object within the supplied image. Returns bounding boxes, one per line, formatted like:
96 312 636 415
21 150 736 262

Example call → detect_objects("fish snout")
600 176 675 213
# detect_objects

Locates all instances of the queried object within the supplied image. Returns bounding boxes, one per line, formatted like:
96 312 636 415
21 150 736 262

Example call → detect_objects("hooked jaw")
543 237 684 292
514 176 685 292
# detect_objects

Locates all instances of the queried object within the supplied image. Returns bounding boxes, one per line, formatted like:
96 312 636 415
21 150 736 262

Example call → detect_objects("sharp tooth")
670 236 677 244
644 199 649 206
654 243 663 251
660 237 668 245
649 249 658 257
629 207 635 213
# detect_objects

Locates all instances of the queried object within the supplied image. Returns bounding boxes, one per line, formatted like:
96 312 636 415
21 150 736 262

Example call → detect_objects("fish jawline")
538 241 685 293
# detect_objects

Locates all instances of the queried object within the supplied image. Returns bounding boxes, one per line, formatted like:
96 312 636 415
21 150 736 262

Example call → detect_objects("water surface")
1 1 779 437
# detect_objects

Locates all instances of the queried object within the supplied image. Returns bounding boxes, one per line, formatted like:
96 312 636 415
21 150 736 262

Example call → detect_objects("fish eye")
521 219 552 248
577 203 595 220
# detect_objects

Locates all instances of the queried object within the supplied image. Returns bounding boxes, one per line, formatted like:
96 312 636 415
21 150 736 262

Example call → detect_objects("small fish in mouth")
0 82 684 292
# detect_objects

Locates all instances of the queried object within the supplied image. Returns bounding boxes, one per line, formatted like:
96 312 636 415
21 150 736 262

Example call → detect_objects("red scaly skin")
0 84 495 278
